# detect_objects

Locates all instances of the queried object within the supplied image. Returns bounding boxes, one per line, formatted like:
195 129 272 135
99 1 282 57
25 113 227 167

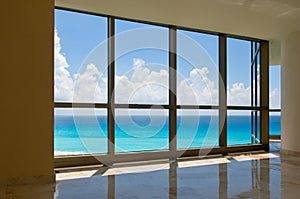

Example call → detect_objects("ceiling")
55 0 300 65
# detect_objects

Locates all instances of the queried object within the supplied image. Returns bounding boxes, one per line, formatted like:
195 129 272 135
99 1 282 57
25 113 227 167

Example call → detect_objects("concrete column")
0 0 54 184
281 31 300 154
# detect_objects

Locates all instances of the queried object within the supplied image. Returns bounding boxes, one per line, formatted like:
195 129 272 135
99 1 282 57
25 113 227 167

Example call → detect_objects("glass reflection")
54 152 279 199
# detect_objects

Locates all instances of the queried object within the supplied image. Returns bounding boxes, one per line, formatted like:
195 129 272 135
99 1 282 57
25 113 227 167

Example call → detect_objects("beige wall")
0 1 54 179
281 31 300 153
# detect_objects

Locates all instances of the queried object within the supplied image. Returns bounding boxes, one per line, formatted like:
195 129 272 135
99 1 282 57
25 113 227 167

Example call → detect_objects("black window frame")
54 7 269 168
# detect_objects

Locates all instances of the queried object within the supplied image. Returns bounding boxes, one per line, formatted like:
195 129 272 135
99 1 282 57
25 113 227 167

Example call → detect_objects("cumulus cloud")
177 67 218 105
178 67 280 108
133 58 145 68
55 30 280 107
227 83 251 105
115 61 219 105
54 30 107 102
227 79 280 108
115 58 169 104
54 29 74 101
73 64 107 102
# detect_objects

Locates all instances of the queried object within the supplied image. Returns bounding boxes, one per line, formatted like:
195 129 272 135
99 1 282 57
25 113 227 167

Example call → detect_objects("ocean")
54 115 280 155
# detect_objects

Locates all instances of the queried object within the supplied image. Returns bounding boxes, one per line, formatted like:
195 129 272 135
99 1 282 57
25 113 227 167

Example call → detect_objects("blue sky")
54 9 281 109
55 10 107 74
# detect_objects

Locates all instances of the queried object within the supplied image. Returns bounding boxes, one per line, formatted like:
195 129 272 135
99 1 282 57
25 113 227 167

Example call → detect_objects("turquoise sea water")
54 115 280 154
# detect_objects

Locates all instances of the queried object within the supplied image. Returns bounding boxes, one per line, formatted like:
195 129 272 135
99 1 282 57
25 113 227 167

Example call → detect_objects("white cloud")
115 58 169 104
177 67 218 105
227 79 280 108
227 83 251 105
115 63 220 105
133 58 145 68
55 31 280 108
54 29 74 101
73 64 107 102
54 30 107 103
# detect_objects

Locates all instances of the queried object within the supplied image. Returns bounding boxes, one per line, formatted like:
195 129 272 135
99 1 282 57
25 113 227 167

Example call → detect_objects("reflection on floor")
3 141 300 199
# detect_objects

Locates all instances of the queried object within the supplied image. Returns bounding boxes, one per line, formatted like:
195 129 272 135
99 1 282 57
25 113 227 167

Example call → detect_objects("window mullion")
260 41 269 146
219 34 227 149
169 27 177 154
108 16 115 155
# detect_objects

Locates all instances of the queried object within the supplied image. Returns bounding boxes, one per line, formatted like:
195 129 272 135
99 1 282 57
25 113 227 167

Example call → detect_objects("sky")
54 9 281 115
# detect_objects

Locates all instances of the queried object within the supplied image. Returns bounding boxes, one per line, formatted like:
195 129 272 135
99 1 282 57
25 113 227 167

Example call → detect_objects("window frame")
269 65 281 139
54 7 269 168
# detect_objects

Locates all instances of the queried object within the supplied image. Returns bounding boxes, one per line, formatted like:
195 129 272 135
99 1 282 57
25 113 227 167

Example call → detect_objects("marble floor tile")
2 141 300 198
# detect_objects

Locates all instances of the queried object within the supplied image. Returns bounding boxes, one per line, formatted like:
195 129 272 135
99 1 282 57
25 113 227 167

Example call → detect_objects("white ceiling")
56 0 300 40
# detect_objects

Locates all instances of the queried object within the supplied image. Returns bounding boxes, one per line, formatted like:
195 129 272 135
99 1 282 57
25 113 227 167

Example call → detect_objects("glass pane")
227 110 260 145
55 9 108 103
54 108 108 155
270 112 281 135
115 20 169 104
227 38 251 106
115 109 169 152
269 65 281 109
177 110 219 148
177 30 219 105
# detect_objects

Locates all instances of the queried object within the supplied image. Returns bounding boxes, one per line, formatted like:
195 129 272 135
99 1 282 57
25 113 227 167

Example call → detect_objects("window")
115 109 169 152
115 20 169 104
227 110 260 145
54 9 108 103
54 108 108 155
227 38 252 106
177 30 219 105
54 8 269 165
177 110 219 148
54 10 108 156
269 65 281 136
270 112 281 136
226 38 261 146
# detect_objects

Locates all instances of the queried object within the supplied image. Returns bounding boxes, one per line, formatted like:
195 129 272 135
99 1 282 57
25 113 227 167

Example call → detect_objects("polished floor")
3 141 300 199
